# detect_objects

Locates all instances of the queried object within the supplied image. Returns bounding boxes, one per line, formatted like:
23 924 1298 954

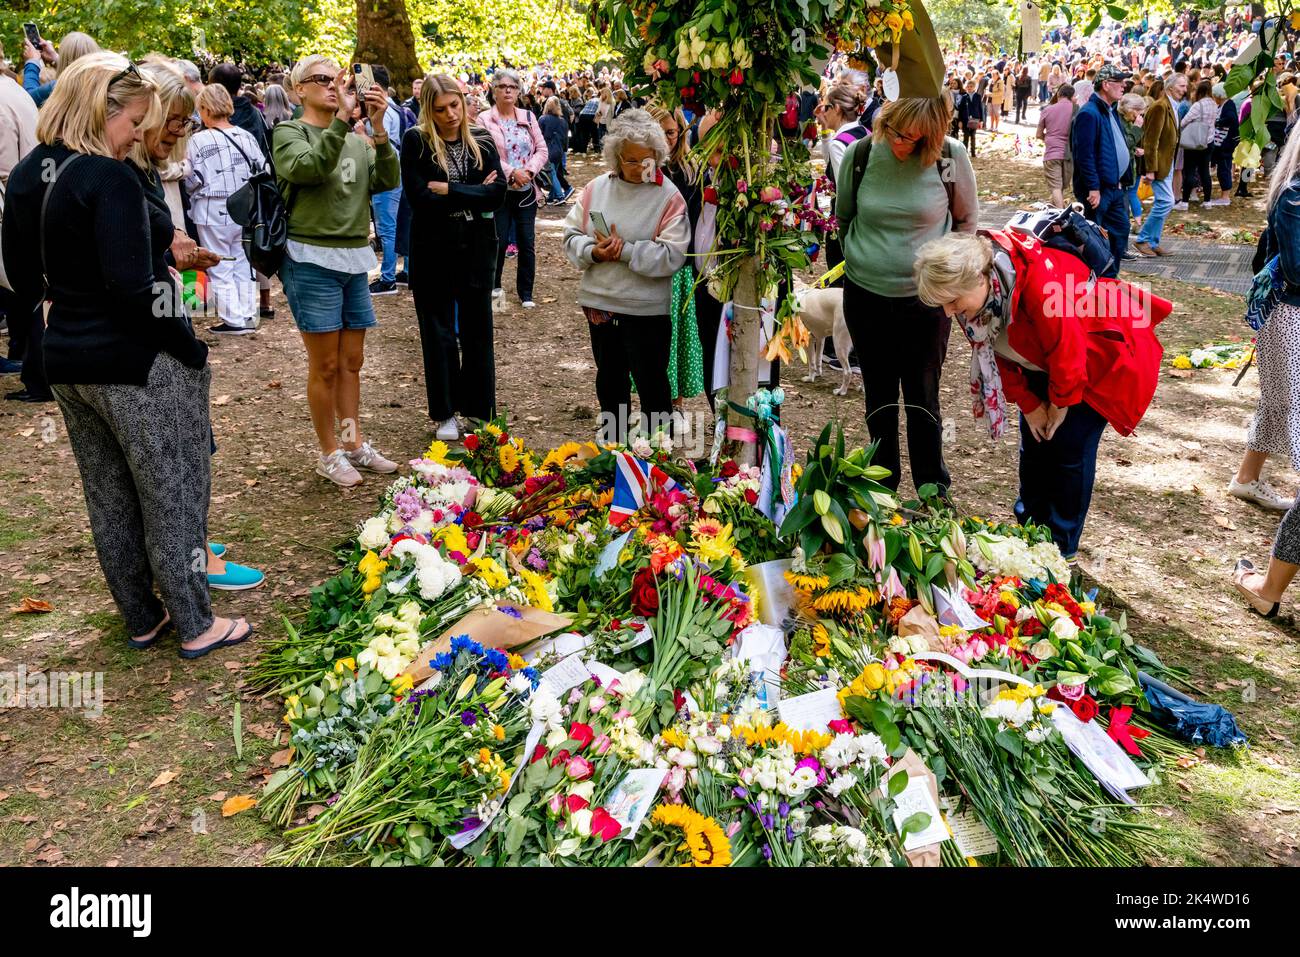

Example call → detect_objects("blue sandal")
180 620 254 659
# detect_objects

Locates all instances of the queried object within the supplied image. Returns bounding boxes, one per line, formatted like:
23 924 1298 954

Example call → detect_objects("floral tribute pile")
253 418 1207 867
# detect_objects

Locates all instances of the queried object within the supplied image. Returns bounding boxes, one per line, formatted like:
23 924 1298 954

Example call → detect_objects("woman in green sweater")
273 55 402 488
835 94 978 498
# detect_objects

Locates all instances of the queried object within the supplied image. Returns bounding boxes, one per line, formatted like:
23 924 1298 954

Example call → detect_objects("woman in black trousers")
402 74 507 442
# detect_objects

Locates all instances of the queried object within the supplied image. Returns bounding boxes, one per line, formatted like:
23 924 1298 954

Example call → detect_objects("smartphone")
352 63 374 97
590 210 610 237
23 22 42 49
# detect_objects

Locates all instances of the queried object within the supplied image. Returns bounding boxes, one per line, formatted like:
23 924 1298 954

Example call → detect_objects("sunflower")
811 585 879 617
785 570 830 592
649 804 733 867
498 443 520 474
424 439 454 465
812 622 831 658
542 441 583 472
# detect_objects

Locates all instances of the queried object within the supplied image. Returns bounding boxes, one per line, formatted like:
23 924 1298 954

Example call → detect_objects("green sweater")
835 136 978 298
272 117 400 248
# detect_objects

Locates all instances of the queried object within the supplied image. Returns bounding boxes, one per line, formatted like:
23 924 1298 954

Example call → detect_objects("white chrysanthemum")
826 772 858 797
820 733 860 771
854 733 889 768
359 516 391 550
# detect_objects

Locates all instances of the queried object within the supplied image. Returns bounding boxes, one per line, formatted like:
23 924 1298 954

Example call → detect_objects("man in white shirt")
0 68 40 382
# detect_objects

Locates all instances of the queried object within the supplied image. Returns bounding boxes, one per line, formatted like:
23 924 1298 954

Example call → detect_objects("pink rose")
592 734 612 755
565 755 594 781
759 185 783 203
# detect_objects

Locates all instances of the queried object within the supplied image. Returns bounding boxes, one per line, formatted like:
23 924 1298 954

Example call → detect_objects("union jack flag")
607 451 679 528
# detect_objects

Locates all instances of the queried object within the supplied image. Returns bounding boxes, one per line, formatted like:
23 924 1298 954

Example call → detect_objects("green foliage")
925 0 1020 52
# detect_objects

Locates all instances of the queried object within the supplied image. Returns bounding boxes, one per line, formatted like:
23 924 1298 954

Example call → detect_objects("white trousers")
195 220 258 328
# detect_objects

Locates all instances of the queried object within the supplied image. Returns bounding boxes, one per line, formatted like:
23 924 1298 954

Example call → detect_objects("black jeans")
1014 372 1108 557
1083 185 1129 279
574 114 597 152
843 278 951 494
494 189 537 301
962 124 977 156
413 279 495 424
1181 147 1213 203
589 313 672 442
1014 91 1028 124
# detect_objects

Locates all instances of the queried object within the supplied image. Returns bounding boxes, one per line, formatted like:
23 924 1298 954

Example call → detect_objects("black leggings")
1181 148 1213 203
413 279 495 423
589 313 673 442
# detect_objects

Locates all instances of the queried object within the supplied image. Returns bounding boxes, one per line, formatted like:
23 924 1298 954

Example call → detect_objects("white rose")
1030 639 1056 661
756 770 778 792
1050 616 1079 642
569 780 595 802
359 516 391 550
631 437 653 459
568 808 593 837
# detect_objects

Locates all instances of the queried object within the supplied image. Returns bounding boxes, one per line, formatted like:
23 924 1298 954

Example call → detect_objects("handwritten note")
1051 706 1149 801
777 688 842 733
946 807 1000 858
932 584 991 632
605 768 668 839
540 654 593 695
891 776 950 851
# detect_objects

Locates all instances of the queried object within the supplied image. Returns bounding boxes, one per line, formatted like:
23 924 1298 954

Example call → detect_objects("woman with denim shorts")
272 55 402 487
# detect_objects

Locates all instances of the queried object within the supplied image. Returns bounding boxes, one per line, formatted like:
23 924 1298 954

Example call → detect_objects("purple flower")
786 824 796 843
760 813 775 829
457 816 482 834
497 606 523 620
748 801 761 815
762 844 772 860
778 801 790 818
461 710 477 726
732 786 749 799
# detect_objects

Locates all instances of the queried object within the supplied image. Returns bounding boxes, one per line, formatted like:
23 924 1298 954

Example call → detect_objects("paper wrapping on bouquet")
402 601 572 683
880 750 949 865
872 0 945 100
734 622 787 709
607 451 680 528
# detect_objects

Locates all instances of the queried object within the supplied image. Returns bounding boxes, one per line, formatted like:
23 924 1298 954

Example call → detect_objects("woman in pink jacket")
480 69 548 309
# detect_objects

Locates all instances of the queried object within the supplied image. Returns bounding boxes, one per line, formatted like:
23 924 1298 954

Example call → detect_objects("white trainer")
317 448 363 487
521 300 536 309
435 417 461 442
1228 477 1296 512
346 441 398 474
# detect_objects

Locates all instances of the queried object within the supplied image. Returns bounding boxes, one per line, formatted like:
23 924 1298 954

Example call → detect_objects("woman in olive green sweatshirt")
273 55 402 488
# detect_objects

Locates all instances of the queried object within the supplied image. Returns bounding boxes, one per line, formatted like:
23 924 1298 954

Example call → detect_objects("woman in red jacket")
913 229 1170 559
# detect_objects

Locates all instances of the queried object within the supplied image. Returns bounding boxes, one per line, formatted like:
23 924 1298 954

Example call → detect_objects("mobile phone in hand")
352 63 374 97
23 22 42 48
590 210 610 237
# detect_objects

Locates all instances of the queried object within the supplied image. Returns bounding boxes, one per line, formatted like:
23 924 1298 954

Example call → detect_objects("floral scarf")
959 246 1017 439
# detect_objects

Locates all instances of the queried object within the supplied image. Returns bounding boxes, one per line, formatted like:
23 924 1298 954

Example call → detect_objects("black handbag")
219 129 292 278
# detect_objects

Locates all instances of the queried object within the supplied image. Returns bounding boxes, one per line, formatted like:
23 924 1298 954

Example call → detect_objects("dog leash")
812 260 845 288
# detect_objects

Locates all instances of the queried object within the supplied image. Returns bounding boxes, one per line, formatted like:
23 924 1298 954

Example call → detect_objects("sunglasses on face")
302 74 336 87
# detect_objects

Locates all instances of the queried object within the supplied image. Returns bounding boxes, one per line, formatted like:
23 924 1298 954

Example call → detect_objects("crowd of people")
2 10 1299 659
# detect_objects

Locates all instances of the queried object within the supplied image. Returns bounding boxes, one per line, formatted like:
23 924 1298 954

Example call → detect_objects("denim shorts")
280 256 377 334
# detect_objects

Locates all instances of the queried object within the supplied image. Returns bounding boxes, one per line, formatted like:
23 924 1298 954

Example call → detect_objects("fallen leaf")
1213 515 1237 530
1168 368 1193 378
306 804 327 820
266 380 281 389
11 597 53 614
221 794 257 817
30 574 52 586
147 769 178 790
208 791 228 802
269 748 293 768
213 394 231 406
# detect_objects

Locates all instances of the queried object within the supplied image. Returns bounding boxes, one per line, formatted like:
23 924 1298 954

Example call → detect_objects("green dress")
668 264 705 400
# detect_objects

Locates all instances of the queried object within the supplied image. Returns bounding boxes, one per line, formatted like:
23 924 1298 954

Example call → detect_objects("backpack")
837 136 956 234
218 129 292 278
1004 204 1115 279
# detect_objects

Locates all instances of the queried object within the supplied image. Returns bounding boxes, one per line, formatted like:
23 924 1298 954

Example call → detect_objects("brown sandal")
1233 559 1280 618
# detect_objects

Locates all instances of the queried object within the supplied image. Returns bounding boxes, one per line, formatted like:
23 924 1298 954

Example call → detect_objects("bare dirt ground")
0 145 1296 866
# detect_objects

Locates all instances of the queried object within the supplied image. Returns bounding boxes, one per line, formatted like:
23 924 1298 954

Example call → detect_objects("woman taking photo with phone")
273 55 401 488
401 74 506 443
2 53 251 657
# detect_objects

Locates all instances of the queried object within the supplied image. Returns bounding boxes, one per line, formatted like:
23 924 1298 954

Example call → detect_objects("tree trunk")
722 255 762 467
355 0 423 94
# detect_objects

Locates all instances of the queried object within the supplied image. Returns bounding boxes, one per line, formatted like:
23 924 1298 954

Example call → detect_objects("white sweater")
562 170 689 316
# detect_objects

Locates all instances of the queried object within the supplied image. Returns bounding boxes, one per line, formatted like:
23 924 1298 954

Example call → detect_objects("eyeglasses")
496 83 519 91
301 74 335 87
166 115 201 135
884 123 923 145
110 61 141 87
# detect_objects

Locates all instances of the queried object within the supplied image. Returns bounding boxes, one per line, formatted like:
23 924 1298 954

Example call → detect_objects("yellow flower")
391 674 414 695
507 652 527 670
812 623 831 658
650 804 732 867
659 727 687 750
334 657 357 674
1172 355 1192 369
998 590 1020 610
785 570 830 592
692 522 737 564
498 443 520 474
358 550 387 577
861 663 887 691
474 557 509 590
889 513 906 526
438 523 469 556
362 575 384 596
493 723 506 741
520 568 554 612
484 423 503 438
812 586 879 617
424 439 453 465
543 441 582 472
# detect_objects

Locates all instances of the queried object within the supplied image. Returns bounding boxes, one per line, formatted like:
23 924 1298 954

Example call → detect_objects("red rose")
550 748 572 768
462 511 483 530
498 432 510 446
728 156 739 170
568 721 595 751
590 806 622 841
530 743 548 764
744 488 758 505
691 71 701 83
630 566 660 617
463 434 480 452
1019 617 1044 637
702 185 719 204
1070 694 1099 723
566 793 590 813
719 459 739 478
729 68 744 85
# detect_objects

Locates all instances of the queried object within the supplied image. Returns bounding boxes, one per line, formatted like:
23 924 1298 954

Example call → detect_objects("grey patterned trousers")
52 352 214 641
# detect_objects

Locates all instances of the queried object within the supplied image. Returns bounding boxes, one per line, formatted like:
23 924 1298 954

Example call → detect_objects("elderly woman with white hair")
913 229 1169 559
562 108 691 443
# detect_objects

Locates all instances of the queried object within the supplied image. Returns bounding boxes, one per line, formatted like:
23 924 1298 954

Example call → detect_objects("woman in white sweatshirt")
562 109 690 444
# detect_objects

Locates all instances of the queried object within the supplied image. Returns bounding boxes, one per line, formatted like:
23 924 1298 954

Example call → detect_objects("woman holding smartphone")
273 55 401 488
401 74 506 442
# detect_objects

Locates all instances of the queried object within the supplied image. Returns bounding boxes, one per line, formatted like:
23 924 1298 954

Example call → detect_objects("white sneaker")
317 449 363 487
1228 477 1296 512
435 417 461 442
1204 198 1230 207
1172 201 1189 211
345 441 398 474
492 288 504 300
521 300 536 309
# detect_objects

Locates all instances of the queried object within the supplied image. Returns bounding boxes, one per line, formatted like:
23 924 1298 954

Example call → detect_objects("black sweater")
400 127 506 290
1 143 207 385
